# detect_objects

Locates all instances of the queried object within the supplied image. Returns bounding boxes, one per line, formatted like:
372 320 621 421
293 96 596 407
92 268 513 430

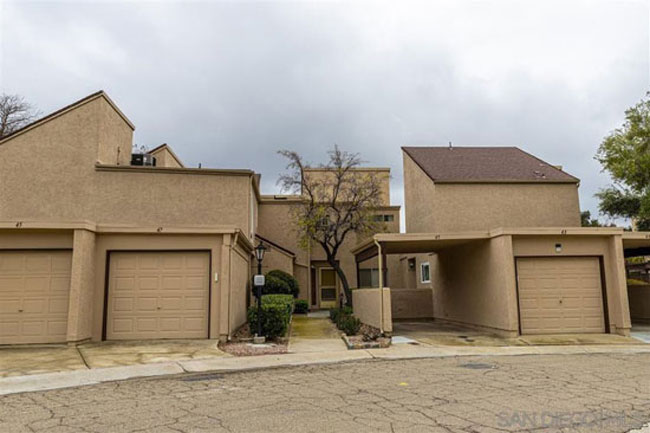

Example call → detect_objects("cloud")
1 0 648 229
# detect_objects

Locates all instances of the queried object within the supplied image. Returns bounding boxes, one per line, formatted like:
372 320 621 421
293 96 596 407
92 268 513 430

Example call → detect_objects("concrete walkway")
0 339 228 378
3 338 650 397
287 313 347 353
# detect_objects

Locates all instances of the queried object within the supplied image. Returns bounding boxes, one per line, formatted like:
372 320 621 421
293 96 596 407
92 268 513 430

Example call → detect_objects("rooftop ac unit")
131 153 157 167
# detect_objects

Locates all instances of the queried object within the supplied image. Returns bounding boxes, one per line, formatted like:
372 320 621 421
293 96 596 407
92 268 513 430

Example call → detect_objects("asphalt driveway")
1 353 649 432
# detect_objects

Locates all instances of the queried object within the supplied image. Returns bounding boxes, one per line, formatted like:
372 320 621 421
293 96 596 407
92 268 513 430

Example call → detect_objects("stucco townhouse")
354 146 650 338
3 91 650 347
0 91 400 345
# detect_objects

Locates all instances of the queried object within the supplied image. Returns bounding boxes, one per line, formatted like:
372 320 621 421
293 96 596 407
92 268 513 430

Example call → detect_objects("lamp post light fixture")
253 242 267 344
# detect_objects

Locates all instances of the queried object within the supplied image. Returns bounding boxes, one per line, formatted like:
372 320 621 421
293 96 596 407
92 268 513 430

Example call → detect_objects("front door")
318 268 338 309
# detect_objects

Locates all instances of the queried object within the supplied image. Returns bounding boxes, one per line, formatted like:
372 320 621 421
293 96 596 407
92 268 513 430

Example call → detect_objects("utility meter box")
253 274 265 287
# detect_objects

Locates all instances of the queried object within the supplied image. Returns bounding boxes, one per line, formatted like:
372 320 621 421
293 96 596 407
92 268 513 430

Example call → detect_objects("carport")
353 228 635 338
623 233 650 325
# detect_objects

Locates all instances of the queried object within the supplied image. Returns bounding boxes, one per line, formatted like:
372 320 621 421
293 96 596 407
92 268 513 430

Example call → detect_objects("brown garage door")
0 251 71 344
106 251 210 340
516 257 606 334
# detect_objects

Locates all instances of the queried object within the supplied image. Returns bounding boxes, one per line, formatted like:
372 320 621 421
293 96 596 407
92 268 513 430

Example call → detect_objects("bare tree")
278 146 385 307
0 94 40 138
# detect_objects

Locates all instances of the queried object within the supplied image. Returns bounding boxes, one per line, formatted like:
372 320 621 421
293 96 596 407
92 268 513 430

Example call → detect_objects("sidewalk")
2 339 650 397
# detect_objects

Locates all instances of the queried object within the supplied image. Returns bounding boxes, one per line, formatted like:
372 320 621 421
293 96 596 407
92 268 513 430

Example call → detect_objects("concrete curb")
2 344 650 397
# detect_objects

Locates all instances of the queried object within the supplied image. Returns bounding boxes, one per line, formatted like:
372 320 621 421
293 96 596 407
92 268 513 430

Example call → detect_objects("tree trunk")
328 257 352 307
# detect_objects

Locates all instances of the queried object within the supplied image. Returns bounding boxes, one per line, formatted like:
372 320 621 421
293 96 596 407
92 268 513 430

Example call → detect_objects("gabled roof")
0 90 135 145
148 143 185 168
402 146 579 184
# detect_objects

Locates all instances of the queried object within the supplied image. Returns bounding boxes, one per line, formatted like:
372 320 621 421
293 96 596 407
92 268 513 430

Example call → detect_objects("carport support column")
66 229 96 343
375 240 384 333
609 235 631 336
218 234 233 342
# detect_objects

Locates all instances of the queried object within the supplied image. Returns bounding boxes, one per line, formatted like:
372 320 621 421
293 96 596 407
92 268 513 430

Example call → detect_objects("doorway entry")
318 267 338 309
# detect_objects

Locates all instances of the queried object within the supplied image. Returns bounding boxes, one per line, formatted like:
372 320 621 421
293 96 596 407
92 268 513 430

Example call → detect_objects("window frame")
420 262 431 283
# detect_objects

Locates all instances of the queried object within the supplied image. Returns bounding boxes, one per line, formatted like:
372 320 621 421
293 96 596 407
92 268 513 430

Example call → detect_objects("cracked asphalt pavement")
1 353 649 433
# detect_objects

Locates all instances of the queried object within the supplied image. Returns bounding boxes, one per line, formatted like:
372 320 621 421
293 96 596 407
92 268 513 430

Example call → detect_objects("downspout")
374 239 384 334
226 231 240 340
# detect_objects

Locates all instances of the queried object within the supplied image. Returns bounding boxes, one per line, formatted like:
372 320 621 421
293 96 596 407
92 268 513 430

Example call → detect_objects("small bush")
294 299 309 314
247 304 290 339
339 315 362 336
262 294 294 316
267 270 300 298
330 306 352 324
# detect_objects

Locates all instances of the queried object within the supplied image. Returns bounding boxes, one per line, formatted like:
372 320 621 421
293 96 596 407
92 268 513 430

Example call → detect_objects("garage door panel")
517 257 605 335
106 252 209 340
136 297 158 311
0 251 71 344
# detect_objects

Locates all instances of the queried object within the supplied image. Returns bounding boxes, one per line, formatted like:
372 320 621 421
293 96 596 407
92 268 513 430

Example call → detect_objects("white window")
420 262 431 283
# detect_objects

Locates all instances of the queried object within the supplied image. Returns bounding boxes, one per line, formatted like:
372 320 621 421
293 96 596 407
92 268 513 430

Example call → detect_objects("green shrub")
262 294 294 316
339 315 361 336
252 275 291 298
330 306 353 324
294 299 309 314
329 308 340 322
247 304 290 339
267 270 300 298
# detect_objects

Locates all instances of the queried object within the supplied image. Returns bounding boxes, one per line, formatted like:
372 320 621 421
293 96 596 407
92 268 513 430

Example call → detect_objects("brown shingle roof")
402 146 579 184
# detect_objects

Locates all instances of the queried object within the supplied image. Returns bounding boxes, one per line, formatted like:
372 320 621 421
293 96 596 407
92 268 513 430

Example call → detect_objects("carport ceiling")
354 232 490 262
623 233 650 257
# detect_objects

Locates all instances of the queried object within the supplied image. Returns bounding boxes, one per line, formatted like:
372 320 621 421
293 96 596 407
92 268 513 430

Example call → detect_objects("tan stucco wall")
403 153 437 234
97 97 133 166
403 152 581 233
229 243 251 335
257 248 294 275
390 288 433 319
352 287 392 333
512 234 631 336
432 236 519 337
66 229 96 342
628 284 650 323
0 96 255 238
257 200 310 296
150 147 183 168
0 230 74 249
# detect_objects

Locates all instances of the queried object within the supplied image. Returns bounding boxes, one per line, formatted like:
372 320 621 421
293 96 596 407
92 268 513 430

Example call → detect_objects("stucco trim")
352 227 632 256
95 164 254 176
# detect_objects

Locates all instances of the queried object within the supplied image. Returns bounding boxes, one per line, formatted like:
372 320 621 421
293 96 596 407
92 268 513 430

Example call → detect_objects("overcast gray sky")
1 0 648 229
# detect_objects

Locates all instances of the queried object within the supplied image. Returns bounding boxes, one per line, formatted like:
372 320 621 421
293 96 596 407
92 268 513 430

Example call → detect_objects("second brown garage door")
106 251 210 340
516 257 606 335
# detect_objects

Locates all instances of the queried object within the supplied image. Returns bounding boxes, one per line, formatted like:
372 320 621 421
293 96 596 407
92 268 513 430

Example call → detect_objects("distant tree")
596 92 650 231
580 210 602 227
278 146 385 307
0 94 40 138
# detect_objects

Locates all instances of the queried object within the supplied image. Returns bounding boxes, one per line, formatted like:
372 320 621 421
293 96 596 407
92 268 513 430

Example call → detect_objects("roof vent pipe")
448 141 452 149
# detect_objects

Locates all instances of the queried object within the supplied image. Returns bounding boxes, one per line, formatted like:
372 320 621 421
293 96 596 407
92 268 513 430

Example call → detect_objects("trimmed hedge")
267 270 300 298
247 294 293 339
294 299 309 314
262 294 294 316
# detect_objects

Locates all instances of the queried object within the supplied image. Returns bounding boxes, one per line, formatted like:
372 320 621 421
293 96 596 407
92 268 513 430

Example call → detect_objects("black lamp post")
254 242 267 339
